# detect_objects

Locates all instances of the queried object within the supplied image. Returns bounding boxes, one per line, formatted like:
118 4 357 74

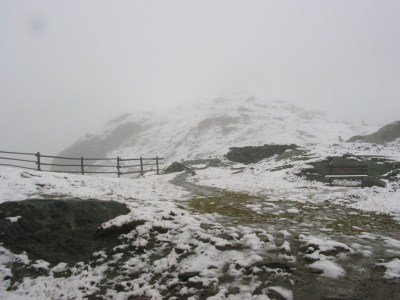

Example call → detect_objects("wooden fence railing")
0 150 163 177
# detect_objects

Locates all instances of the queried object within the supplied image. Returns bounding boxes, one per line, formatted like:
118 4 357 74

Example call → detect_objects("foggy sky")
1 0 399 154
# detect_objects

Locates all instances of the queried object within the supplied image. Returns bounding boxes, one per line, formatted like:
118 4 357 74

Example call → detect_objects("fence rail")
0 150 164 177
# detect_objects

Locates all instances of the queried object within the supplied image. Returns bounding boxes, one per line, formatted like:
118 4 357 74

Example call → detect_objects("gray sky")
1 0 399 154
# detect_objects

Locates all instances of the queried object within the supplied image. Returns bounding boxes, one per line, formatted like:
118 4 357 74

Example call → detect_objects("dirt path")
172 173 400 300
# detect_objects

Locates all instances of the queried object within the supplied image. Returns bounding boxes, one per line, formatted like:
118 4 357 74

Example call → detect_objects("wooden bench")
325 165 368 186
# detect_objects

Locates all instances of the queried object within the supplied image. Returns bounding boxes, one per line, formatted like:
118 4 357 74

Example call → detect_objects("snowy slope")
58 94 379 163
188 139 400 219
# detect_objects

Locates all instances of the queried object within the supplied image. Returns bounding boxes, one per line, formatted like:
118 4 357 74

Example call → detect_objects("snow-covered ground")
0 133 400 299
0 167 189 204
0 167 299 299
189 140 400 219
1 142 400 300
1 95 399 298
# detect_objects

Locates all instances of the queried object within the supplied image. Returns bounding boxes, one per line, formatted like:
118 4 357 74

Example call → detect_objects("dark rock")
182 158 223 168
165 162 196 175
383 168 400 180
152 225 169 234
214 242 243 251
0 199 130 264
361 177 387 188
164 162 186 173
127 296 151 300
347 121 400 144
226 144 298 164
178 271 200 282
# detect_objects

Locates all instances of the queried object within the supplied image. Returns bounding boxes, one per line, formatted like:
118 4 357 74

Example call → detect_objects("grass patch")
327 211 400 236
189 192 400 237
189 192 303 224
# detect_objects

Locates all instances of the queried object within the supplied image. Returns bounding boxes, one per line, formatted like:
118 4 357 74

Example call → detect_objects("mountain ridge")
57 95 379 163
347 120 400 144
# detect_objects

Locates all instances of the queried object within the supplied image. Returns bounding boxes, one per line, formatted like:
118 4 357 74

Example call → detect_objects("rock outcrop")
164 162 187 173
226 144 298 164
0 199 130 264
164 161 195 175
347 121 400 144
361 177 387 188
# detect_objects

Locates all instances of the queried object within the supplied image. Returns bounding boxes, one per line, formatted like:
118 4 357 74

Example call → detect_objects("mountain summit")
57 95 378 162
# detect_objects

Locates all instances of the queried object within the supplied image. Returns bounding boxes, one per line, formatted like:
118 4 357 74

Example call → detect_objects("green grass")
326 212 400 235
189 192 303 224
189 192 400 237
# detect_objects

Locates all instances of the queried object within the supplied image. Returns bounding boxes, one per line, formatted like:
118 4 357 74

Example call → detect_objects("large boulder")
0 199 130 264
361 177 387 188
226 144 298 164
347 121 400 144
164 162 187 173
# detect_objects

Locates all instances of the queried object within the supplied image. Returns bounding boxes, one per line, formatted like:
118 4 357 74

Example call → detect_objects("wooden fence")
0 150 163 177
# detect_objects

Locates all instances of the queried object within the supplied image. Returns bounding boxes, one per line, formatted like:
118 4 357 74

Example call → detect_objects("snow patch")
287 208 299 214
308 259 346 279
268 286 293 300
377 259 400 279
5 216 21 222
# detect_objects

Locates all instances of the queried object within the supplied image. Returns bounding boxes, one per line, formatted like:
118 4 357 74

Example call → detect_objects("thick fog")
0 0 399 154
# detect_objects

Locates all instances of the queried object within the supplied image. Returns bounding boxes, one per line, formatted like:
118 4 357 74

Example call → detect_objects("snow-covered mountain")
58 94 379 163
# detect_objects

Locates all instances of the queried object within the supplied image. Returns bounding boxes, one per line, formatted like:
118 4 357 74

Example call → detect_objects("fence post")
140 157 144 176
36 152 41 171
117 157 121 178
81 157 84 175
156 156 159 175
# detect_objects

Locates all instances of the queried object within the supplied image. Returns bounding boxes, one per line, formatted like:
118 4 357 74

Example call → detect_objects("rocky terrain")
1 135 400 299
1 97 399 299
